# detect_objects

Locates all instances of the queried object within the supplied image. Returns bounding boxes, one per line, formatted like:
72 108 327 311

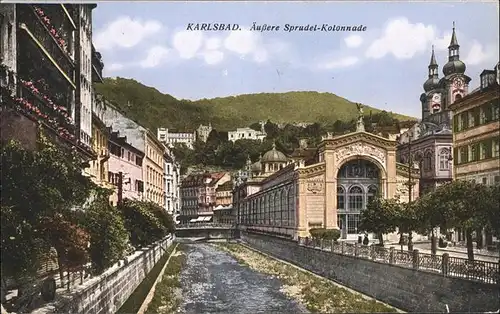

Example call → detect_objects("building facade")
157 127 196 149
234 114 420 241
144 131 165 207
179 172 231 223
228 127 266 142
196 123 212 142
108 130 145 205
164 148 181 216
102 101 165 208
1 4 101 161
397 24 469 194
450 63 500 185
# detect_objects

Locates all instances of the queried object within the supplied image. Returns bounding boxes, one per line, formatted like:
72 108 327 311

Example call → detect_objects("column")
324 150 338 229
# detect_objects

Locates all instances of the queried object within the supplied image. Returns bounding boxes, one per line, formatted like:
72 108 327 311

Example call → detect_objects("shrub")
363 236 369 245
438 237 448 248
309 228 341 242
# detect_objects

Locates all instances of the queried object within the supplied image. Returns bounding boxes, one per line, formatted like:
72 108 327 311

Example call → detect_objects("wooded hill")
95 77 416 132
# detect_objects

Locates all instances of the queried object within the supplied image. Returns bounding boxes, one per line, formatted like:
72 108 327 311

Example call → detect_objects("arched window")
367 185 378 204
424 151 433 171
439 148 450 170
337 186 345 210
348 186 364 210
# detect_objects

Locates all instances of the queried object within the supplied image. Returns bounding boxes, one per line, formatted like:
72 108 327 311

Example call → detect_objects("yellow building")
450 66 500 185
144 131 165 208
234 111 420 241
86 113 111 187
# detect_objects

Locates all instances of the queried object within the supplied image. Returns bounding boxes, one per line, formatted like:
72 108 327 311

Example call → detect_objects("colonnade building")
233 112 420 241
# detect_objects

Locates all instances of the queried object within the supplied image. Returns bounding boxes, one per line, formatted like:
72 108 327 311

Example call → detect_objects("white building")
158 127 196 149
164 147 181 217
78 4 95 149
228 127 266 142
196 123 212 142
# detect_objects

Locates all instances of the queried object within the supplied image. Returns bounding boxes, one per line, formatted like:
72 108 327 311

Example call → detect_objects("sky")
92 1 499 118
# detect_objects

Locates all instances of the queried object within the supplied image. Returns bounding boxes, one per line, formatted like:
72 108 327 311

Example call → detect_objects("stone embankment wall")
241 232 499 313
34 235 175 314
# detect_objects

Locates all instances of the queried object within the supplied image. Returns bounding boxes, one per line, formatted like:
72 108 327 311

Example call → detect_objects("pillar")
324 149 338 229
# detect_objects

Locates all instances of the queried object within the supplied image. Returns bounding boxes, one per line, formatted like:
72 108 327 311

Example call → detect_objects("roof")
261 143 287 163
216 180 233 191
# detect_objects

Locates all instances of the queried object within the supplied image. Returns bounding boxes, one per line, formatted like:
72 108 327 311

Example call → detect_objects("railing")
298 237 500 284
176 223 236 229
20 7 75 84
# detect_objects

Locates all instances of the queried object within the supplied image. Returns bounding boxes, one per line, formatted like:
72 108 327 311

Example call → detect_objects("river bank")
216 243 403 313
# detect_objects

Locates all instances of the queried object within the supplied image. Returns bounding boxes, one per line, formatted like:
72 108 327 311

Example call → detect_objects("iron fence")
297 237 499 284
176 223 236 229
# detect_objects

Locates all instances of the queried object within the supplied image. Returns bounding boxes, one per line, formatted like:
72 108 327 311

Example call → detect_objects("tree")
480 184 500 238
359 197 400 246
417 180 493 260
82 188 129 274
1 133 96 284
119 199 170 248
0 205 47 283
264 120 279 139
249 122 262 132
395 201 420 251
39 214 90 287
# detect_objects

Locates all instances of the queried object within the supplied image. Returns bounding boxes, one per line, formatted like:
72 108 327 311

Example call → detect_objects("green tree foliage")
1 135 96 281
95 78 414 132
309 228 341 242
118 199 171 248
0 205 47 282
359 197 401 245
82 188 129 274
410 181 499 260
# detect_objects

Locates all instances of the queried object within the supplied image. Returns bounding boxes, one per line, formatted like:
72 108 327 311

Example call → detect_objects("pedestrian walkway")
385 243 499 263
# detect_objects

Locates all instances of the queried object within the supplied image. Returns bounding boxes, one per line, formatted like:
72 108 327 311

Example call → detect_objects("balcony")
18 8 75 88
14 79 76 140
92 45 104 83
99 148 110 161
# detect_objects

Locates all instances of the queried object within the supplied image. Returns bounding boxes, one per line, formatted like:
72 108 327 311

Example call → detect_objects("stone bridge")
175 223 239 240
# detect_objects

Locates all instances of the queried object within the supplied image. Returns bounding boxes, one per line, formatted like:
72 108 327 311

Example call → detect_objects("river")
177 243 309 313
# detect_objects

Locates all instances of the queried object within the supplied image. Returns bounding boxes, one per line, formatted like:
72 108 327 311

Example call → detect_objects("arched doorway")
336 159 380 240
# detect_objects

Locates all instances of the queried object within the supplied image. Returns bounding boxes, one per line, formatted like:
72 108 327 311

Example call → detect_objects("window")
458 147 468 164
480 143 488 160
424 151 432 171
493 139 499 158
493 102 500 121
482 177 488 185
439 149 450 170
347 214 360 234
337 186 345 209
468 111 475 128
348 186 363 211
470 144 479 162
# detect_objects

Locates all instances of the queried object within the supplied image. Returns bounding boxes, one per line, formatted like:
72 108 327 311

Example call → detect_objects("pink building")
108 130 145 205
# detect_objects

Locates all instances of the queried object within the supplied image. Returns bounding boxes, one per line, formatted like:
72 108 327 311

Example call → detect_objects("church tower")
421 46 441 120
440 22 471 110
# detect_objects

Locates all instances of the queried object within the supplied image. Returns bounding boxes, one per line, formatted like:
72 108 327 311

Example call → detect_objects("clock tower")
440 22 471 110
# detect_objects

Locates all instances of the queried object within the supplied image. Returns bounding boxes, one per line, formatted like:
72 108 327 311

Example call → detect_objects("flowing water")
177 243 309 314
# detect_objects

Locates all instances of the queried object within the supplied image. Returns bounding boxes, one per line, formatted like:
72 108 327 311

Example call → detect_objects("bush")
119 199 173 248
363 236 369 245
83 189 129 274
309 228 341 242
438 237 448 248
